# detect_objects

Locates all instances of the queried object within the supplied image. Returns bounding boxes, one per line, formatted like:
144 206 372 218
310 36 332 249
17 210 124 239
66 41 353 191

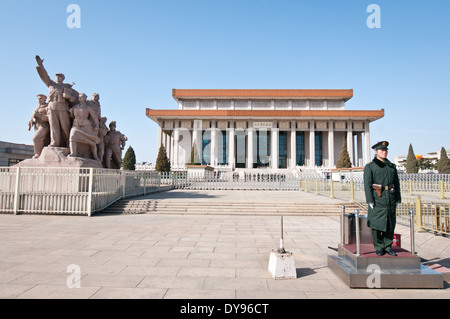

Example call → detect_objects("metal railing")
0 167 166 216
160 171 301 191
1 166 449 234
296 172 450 236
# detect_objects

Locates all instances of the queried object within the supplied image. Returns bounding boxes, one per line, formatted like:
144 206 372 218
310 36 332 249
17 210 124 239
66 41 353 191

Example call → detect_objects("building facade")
0 141 34 167
146 89 384 172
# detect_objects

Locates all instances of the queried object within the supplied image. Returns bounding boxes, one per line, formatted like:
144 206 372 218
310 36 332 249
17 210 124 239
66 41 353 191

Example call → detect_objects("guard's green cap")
372 141 389 150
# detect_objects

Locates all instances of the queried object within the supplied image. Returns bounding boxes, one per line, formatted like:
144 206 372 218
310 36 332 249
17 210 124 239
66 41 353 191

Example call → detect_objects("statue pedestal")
15 146 103 168
268 250 297 280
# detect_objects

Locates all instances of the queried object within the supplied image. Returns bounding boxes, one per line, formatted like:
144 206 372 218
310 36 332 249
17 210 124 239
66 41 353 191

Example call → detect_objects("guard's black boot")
375 250 385 256
386 249 397 256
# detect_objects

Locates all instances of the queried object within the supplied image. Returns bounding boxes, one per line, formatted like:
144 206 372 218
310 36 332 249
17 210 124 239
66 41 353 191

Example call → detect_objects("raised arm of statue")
35 55 53 87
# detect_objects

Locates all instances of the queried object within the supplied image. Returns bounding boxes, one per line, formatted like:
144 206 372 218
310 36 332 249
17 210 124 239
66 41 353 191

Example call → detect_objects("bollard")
355 209 361 256
409 210 416 255
415 196 423 232
329 179 335 199
349 180 355 203
439 180 445 199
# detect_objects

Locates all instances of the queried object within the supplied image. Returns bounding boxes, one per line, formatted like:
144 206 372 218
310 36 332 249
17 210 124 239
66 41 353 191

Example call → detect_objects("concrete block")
268 250 297 280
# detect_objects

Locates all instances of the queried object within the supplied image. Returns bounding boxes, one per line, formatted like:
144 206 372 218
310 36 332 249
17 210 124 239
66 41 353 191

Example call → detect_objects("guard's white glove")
369 203 374 209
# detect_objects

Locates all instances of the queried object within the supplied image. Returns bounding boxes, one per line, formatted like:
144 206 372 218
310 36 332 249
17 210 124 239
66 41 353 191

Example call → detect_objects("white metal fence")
161 171 301 191
0 167 165 216
1 166 449 231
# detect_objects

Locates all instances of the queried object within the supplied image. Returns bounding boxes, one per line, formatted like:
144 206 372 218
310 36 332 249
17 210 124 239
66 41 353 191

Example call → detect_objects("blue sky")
1 0 449 164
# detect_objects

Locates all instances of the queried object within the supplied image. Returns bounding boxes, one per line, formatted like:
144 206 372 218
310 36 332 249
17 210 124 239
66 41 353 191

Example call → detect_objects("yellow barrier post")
439 180 445 199
415 196 424 232
330 179 335 199
409 180 413 196
315 180 319 195
349 180 355 203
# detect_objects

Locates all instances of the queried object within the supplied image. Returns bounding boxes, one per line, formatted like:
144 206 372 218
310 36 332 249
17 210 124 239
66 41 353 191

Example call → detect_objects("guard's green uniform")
363 143 401 252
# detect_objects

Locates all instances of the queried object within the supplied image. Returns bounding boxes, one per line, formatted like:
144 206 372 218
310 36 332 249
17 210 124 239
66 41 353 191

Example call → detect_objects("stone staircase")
98 200 155 215
99 199 365 216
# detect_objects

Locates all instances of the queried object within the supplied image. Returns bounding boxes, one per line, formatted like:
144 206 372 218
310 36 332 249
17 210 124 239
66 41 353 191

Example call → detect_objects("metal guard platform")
328 244 444 289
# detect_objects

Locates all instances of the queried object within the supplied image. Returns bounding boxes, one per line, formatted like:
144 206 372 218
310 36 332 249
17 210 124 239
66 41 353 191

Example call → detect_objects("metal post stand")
355 209 361 256
409 210 416 256
278 216 286 254
340 205 345 245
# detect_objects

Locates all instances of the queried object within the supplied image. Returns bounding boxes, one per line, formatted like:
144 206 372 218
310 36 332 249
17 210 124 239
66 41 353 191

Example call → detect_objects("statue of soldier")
68 93 100 160
363 141 401 256
28 94 50 158
97 116 108 164
104 121 127 169
35 55 79 148
88 93 101 121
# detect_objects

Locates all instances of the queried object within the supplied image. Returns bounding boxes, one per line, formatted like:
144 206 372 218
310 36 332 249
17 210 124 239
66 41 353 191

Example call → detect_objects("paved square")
0 190 449 299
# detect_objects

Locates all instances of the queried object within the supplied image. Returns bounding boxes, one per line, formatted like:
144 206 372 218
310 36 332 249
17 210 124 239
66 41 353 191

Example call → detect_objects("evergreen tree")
122 146 136 170
417 158 435 171
437 147 450 174
405 143 419 173
155 146 171 172
336 136 352 168
189 140 201 165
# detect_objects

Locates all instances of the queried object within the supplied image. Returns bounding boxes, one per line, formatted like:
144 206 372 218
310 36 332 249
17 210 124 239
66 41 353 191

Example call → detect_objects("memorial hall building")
146 89 384 172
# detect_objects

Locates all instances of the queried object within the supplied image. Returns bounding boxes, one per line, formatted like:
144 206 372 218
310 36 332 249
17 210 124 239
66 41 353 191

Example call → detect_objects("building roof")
172 89 354 102
146 108 384 122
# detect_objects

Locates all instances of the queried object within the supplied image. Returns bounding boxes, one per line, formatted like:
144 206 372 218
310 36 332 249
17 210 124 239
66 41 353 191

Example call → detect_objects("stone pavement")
0 189 449 299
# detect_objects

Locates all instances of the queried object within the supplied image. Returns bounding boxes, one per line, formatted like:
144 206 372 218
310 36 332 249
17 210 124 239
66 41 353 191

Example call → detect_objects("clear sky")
1 0 449 164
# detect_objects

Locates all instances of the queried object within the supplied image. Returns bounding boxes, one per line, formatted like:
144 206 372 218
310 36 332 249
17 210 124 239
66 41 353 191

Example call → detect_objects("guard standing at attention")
363 141 401 256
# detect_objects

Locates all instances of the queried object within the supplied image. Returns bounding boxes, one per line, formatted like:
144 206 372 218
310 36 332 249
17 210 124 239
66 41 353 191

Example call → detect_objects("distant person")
363 141 401 256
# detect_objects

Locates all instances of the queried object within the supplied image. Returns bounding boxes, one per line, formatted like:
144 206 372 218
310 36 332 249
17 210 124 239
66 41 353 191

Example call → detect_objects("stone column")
347 121 354 167
192 120 198 150
228 121 235 169
271 125 279 169
211 121 217 167
247 122 254 169
309 121 315 167
364 120 371 165
328 120 335 169
357 133 363 167
192 120 201 164
290 121 296 168
168 129 175 167
157 121 163 150
173 121 179 169
162 129 166 150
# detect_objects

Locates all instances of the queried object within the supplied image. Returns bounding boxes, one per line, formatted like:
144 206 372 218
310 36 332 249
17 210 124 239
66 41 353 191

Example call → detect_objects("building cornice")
172 89 354 102
146 108 384 122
